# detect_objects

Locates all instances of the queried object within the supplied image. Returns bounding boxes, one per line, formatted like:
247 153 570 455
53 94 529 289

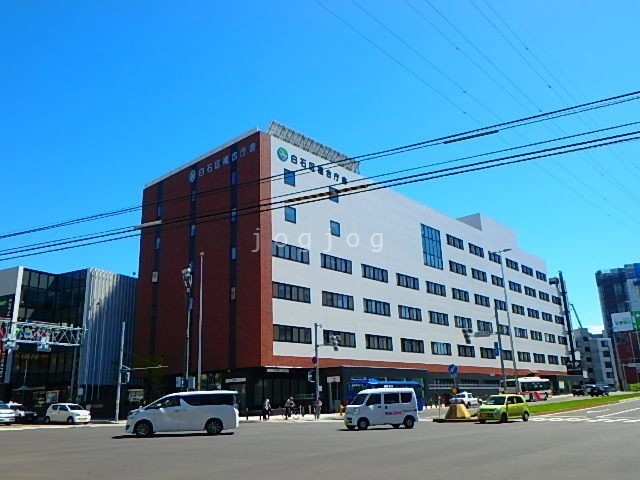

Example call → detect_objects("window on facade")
330 220 341 237
321 253 352 273
475 294 490 307
231 170 237 185
518 351 531 362
427 281 446 296
533 353 546 364
398 305 422 321
429 311 449 326
454 316 472 329
481 347 496 359
521 265 534 276
491 275 504 287
431 341 452 356
366 334 393 351
502 350 513 361
536 270 547 281
512 304 525 315
190 224 196 237
230 246 237 261
155 237 161 250
151 271 159 283
397 273 420 290
458 345 475 357
541 312 553 322
421 224 443 269
323 330 355 348
191 190 196 203
494 299 506 311
524 286 537 297
472 268 487 282
488 252 501 263
273 324 312 344
505 258 519 270
468 243 484 257
362 264 388 282
230 208 237 223
515 327 528 338
321 291 354 310
544 333 556 343
530 330 543 341
446 234 464 249
272 282 311 303
156 203 163 218
401 338 425 353
328 186 339 203
285 206 296 223
477 320 493 333
548 355 559 365
363 298 391 316
284 168 295 186
527 308 540 319
452 288 470 302
555 315 565 325
509 281 522 293
272 241 310 264
449 261 467 276
538 291 549 301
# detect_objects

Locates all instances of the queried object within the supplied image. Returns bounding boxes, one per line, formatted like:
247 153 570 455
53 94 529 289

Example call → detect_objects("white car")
44 403 91 425
450 392 482 408
0 401 16 425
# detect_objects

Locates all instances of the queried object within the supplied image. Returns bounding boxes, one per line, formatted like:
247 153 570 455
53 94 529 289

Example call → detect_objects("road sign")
448 364 458 375
326 376 340 383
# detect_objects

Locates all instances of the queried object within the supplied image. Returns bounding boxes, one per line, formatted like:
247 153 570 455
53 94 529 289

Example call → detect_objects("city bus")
502 376 552 401
346 378 425 410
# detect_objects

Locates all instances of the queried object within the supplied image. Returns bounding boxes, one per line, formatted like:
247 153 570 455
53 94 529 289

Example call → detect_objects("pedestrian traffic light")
462 328 472 345
329 334 340 351
307 370 315 383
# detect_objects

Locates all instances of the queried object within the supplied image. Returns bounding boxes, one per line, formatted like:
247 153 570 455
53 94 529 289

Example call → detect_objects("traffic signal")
307 370 315 383
462 328 472 345
329 334 340 351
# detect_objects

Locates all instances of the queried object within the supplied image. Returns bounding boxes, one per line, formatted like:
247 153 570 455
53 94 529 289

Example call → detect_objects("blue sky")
2 1 639 332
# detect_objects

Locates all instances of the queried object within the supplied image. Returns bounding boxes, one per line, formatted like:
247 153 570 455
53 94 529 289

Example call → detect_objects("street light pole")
492 248 520 394
197 252 204 391
181 266 193 391
114 321 125 422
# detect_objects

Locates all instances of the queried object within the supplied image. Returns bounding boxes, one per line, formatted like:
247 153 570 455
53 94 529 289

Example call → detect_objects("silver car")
0 401 17 425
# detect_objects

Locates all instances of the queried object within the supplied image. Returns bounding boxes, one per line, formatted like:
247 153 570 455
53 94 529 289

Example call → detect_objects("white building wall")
269 138 569 374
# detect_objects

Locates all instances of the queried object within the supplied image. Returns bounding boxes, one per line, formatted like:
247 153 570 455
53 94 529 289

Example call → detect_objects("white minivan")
344 387 419 430
125 391 239 437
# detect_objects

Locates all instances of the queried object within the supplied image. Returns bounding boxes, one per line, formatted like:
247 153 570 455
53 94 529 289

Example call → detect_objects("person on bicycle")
284 396 296 419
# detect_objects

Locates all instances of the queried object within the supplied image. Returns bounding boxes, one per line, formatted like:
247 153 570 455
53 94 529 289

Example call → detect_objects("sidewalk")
243 413 345 423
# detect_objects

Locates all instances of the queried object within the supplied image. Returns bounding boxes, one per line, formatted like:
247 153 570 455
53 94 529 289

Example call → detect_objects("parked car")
587 385 609 397
44 403 91 424
7 402 38 423
477 394 530 423
450 391 482 408
572 385 586 396
0 401 16 425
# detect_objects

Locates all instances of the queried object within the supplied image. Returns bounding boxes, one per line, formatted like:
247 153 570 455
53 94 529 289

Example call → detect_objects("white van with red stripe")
344 387 418 430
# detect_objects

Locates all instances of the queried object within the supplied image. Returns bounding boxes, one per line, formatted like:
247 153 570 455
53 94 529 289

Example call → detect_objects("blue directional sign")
448 364 458 375
493 341 501 357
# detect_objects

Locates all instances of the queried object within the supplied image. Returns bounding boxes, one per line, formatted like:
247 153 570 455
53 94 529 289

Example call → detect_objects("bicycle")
282 405 302 420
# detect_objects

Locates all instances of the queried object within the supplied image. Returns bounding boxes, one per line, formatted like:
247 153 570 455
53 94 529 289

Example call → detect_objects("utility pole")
314 322 321 406
494 303 506 392
181 267 193 391
197 252 204 391
559 271 577 367
114 321 125 422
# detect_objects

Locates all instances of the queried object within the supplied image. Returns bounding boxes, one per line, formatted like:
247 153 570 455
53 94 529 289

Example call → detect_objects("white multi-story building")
135 122 572 412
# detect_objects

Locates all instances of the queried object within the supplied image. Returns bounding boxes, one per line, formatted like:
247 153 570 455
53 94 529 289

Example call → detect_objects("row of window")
272 324 561 363
273 282 566 335
424 225 548 282
273 241 560 309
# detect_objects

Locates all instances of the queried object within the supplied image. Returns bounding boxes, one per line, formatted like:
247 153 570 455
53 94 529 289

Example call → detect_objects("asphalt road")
1 398 639 480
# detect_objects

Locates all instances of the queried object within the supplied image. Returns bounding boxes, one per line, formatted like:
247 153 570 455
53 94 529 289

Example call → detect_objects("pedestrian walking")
314 397 322 420
262 398 271 421
284 396 295 419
